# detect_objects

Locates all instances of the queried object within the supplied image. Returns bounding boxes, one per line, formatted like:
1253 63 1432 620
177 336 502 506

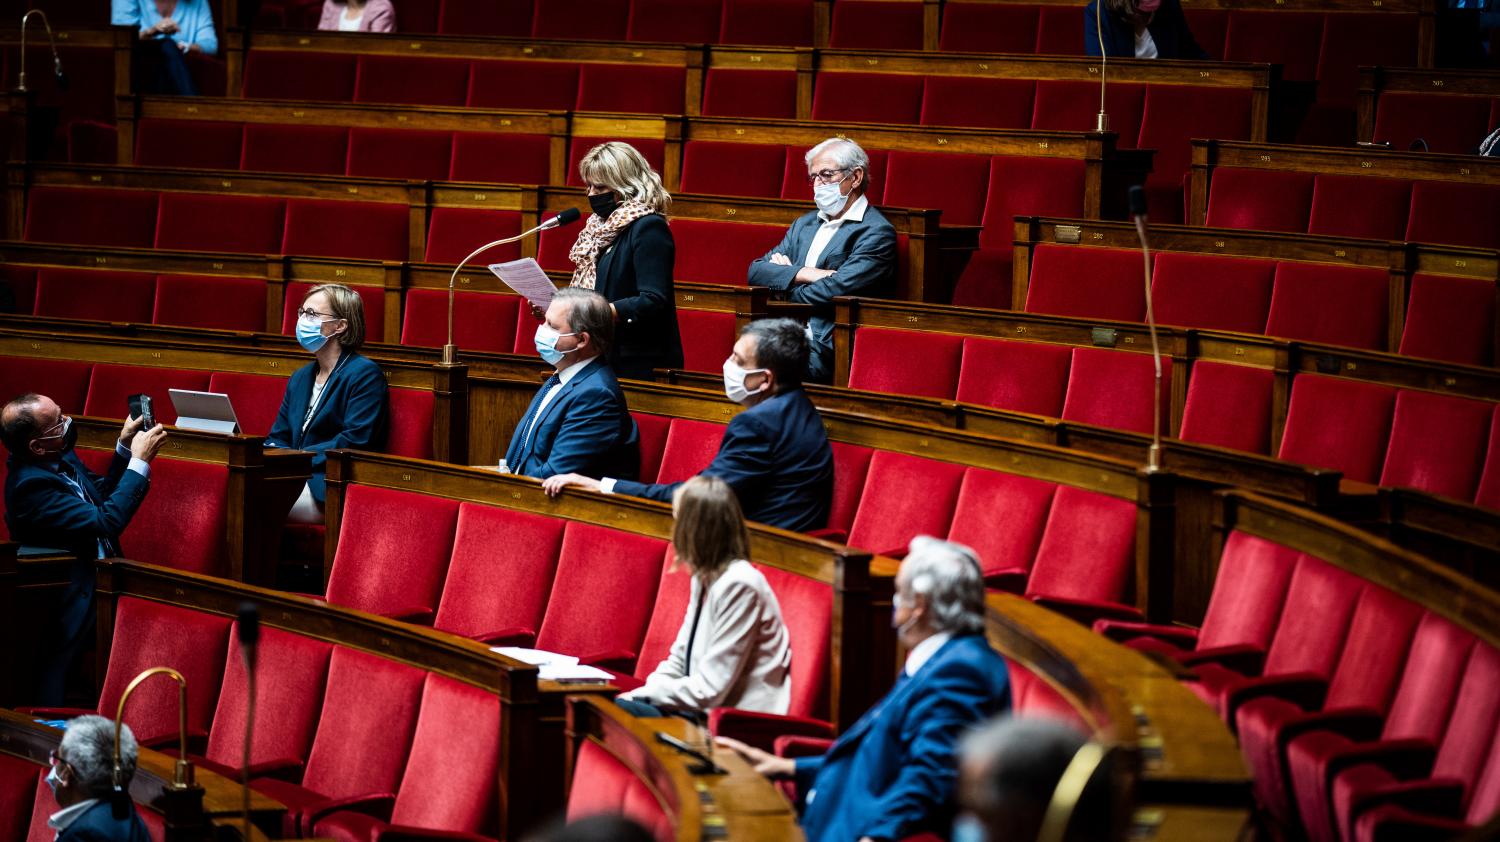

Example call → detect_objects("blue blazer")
747 204 897 383
1084 0 1207 59
266 352 388 502
611 388 833 532
504 358 640 481
56 800 151 842
795 634 1011 842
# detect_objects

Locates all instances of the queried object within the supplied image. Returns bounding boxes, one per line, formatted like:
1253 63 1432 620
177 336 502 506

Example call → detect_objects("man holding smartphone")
1 393 168 704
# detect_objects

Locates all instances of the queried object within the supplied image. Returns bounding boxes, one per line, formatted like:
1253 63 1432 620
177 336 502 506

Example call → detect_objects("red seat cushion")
811 72 923 125
156 193 287 255
955 337 1072 417
1026 487 1136 605
33 268 156 324
113 456 228 574
467 60 580 111
1380 389 1492 501
719 0 815 47
533 0 628 39
206 372 288 438
1474 407 1500 510
847 452 965 556
827 442 875 536
940 2 1040 52
700 68 799 119
575 64 686 114
1025 245 1144 322
25 187 159 249
1373 92 1496 155
1315 14 1417 110
1406 181 1500 250
101 597 231 745
423 207 524 264
566 138 666 188
758 564 832 719
1223 11 1323 81
679 141 788 199
448 132 553 185
630 412 673 502
1034 6 1083 53
671 219 784 285
1277 374 1397 484
655 418 727 484
922 76 1036 131
1399 272 1495 367
536 524 667 667
381 675 501 836
1178 362 1275 454
153 274 267 332
135 118 243 169
242 50 357 101
1307 174 1412 241
84 364 212 424
326 485 459 618
346 127 453 181
1138 85 1253 224
980 156 1085 251
435 503 564 641
295 647 426 805
829 0 924 49
437 0 532 35
354 55 470 107
1205 168 1315 233
1264 262 1389 351
387 388 434 460
566 741 670 834
241 124 350 176
1060 348 1172 437
946 468 1057 587
847 327 963 400
282 199 410 262
401 288 521 354
627 0 722 42
882 150 991 227
1151 253 1275 334
1196 531 1301 653
677 309 736 375
204 625 332 773
1031 81 1145 148
0 756 40 842
0 358 94 418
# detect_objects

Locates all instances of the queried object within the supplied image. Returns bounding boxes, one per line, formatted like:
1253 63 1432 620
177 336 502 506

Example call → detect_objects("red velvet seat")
847 327 963 400
1060 348 1172 437
153 274 268 332
1278 374 1397 484
1223 11 1323 82
533 0 628 39
920 77 1036 129
826 442 875 538
325 485 459 622
242 50 357 101
155 193 288 255
953 155 1086 308
679 141 788 199
655 418 728 483
1138 85 1253 224
671 218 783 284
946 468 1057 592
882 150 991 227
401 288 521 354
719 0 815 46
536 524 668 671
448 132 553 185
700 68 799 119
346 128 453 181
24 187 159 249
1024 486 1139 624
677 309 736 374
1264 263 1389 351
0 358 93 423
781 147 889 204
566 138 666 188
252 646 426 837
1350 719 1500 841
1205 168 1315 233
1031 81 1145 148
311 674 501 841
0 755 40 842
386 388 434 460
1024 245 1144 322
1379 390 1492 502
467 60 580 111
627 0 721 41
354 55 470 107
625 548 692 692
1034 6 1083 53
33 268 156 324
955 337 1072 417
1406 180 1500 250
810 72 924 125
1372 92 1496 155
423 207 524 265
241 124 350 176
106 455 228 574
566 740 671 839
282 199 410 262
1184 8 1228 57
437 0 532 35
536 226 579 272
433 504 564 645
631 411 673 485
939 2 1040 52
134 118 243 169
1472 408 1500 510
1315 14 1417 113
829 0 923 49
99 597 231 745
0 265 37 315
205 372 286 438
1307 174 1412 241
576 64 687 115
201 624 332 780
1399 272 1496 367
84 364 212 424
280 281 385 343
846 452 965 557
1151 253 1275 334
1178 362 1275 454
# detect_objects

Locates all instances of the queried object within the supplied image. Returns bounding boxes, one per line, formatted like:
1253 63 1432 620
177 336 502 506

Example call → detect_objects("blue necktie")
518 373 562 454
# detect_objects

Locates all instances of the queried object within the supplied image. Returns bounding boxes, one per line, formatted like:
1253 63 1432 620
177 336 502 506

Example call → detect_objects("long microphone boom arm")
1128 185 1163 472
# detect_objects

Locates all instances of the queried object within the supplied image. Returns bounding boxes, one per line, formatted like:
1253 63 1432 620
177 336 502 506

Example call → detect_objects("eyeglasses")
296 308 337 321
35 414 71 441
806 168 850 186
49 750 70 769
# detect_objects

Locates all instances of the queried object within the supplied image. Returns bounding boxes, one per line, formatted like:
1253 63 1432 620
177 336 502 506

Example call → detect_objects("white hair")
804 138 872 184
60 715 138 797
899 535 986 634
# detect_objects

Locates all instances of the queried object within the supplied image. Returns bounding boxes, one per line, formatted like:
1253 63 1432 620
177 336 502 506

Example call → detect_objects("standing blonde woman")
616 476 792 718
568 141 683 381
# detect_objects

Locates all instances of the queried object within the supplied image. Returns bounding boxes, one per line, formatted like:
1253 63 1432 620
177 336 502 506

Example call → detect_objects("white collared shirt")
49 799 101 839
523 356 597 448
904 631 953 677
1134 26 1158 58
803 194 869 269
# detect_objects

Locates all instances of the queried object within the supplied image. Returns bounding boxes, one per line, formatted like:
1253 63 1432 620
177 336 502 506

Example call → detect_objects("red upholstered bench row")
1 755 167 842
23 596 504 841
0 42 120 161
1205 167 1500 251
0 266 270 333
565 740 674 840
1369 91 1500 156
631 411 1144 625
1095 531 1500 842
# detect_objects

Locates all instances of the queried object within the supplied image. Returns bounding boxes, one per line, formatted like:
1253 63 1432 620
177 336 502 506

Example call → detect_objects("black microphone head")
1127 185 1148 217
556 207 582 227
237 602 260 646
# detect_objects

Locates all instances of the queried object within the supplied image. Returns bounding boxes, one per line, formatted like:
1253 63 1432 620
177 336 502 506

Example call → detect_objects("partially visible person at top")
114 0 218 95
318 0 396 32
1084 0 1207 59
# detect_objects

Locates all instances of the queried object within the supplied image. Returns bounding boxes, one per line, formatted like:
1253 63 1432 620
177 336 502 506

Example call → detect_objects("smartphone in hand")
127 393 157 429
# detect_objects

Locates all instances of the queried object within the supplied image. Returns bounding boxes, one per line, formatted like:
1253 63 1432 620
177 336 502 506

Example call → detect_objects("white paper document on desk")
489 258 557 310
490 646 613 682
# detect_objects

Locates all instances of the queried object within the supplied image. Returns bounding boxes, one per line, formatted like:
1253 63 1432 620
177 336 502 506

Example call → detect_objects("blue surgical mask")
534 323 579 366
296 314 340 353
45 764 61 796
952 813 986 842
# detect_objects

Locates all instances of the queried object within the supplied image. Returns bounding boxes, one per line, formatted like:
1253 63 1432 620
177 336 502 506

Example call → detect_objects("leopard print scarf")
568 199 655 290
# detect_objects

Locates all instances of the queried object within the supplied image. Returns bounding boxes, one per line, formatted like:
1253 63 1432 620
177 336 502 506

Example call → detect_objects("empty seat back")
758 564 831 720
1264 262 1389 351
1151 253 1275 334
882 150 990 228
1025 487 1136 604
846 452 965 557
1060 348 1172 437
826 442 875 537
566 740 670 836
1380 390 1493 501
326 485 460 619
1196 532 1300 652
700 68 799 119
135 118 243 169
677 309 736 374
84 364 212 425
719 0 814 46
535 524 668 669
847 327 963 400
1406 181 1500 251
1204 167 1314 233
921 77 1036 130
939 2 1040 52
1277 374 1397 483
25 187 159 249
671 219 783 285
533 0 629 39
386 388 434 460
1399 272 1495 367
829 0 924 49
34 269 156 324
575 64 686 114
1373 92 1496 155
346 127 453 181
401 288 521 354
155 193 288 255
354 55 470 107
101 597 231 745
281 199 410 262
627 0 722 42
385 674 501 836
1178 362 1275 454
1306 174 1411 241
204 624 332 773
300 646 426 799
811 72 923 124
945 468 1057 588
1257 556 1363 678
448 132 553 185
467 59 580 111
434 504 564 642
955 337 1072 417
679 141 787 198
242 51 357 101
153 274 268 332
1025 245 1144 322
655 419 726 484
241 124 350 176
206 372 286 438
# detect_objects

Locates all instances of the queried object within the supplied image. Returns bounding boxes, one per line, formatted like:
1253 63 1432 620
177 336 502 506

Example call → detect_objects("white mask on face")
722 358 768 404
813 178 851 217
45 764 62 796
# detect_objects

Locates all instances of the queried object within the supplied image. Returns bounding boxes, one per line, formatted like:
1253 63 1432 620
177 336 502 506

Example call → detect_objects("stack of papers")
491 646 614 683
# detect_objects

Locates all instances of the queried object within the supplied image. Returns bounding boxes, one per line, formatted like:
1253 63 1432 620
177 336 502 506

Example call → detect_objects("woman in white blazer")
617 476 792 718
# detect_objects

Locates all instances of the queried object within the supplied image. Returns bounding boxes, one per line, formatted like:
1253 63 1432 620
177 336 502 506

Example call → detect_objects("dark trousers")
136 38 198 96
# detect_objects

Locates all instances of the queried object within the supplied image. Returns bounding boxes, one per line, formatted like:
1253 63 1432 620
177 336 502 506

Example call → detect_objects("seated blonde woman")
616 475 792 719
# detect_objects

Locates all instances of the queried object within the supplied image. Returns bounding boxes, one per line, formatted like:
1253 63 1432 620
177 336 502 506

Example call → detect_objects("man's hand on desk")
541 473 602 498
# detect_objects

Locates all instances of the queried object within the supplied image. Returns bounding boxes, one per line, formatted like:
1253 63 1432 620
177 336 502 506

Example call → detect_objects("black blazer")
1084 0 1207 59
266 351 388 501
591 213 684 381
56 800 151 842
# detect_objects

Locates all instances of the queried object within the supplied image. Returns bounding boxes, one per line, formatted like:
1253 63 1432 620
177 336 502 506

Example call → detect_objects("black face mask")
588 191 619 219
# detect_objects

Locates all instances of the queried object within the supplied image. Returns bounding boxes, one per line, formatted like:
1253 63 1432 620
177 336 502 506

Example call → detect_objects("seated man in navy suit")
542 318 834 532
46 715 151 842
505 287 640 481
718 536 1011 841
3 393 167 705
748 137 897 383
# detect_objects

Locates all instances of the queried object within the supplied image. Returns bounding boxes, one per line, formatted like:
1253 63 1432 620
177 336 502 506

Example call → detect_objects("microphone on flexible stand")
1094 0 1109 132
1129 185 1163 473
443 207 583 364
17 9 67 93
237 603 260 842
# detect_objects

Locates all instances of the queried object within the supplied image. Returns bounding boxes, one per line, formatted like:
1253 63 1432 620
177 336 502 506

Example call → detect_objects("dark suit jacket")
591 213 684 381
795 634 1011 841
504 358 640 481
611 388 833 532
266 352 388 501
56 799 151 842
1084 0 1208 59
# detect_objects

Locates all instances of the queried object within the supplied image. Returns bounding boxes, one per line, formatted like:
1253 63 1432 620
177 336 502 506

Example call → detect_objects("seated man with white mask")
748 137 897 383
542 318 833 532
504 288 640 481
